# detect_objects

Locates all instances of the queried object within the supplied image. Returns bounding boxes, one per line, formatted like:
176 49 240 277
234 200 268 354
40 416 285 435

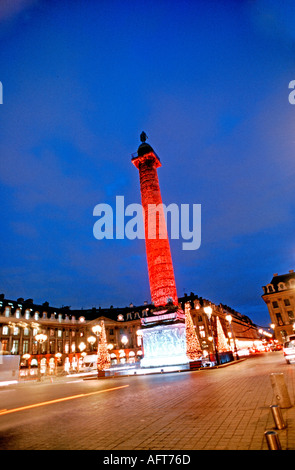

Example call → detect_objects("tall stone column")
131 133 188 369
131 132 178 307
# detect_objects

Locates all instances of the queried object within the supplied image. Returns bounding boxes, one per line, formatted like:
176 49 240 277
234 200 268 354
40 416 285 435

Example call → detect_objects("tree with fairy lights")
185 302 202 360
97 320 111 372
216 316 229 352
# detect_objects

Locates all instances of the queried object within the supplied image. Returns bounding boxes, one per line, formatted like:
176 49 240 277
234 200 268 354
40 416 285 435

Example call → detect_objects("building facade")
0 291 261 376
262 270 295 342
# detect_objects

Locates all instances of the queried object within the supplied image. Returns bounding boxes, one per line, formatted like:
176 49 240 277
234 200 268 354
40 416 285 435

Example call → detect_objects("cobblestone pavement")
0 351 295 450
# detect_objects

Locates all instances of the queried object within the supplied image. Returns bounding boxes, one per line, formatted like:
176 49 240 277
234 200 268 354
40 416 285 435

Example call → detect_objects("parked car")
283 339 295 364
271 343 283 351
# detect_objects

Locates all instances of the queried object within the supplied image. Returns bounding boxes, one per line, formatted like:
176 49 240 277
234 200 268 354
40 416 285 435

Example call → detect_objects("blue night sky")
0 0 294 327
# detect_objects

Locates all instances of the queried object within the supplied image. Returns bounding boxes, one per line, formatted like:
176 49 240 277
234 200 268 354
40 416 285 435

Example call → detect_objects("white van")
283 336 295 363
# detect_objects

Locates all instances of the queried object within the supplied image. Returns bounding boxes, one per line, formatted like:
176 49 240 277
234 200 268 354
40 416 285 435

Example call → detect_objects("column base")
139 316 188 369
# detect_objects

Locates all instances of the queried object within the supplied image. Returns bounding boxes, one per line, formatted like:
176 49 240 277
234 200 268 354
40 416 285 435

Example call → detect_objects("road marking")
0 385 129 416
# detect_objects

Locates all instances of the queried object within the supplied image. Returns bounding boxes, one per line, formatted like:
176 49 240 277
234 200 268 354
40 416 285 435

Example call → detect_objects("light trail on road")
0 384 129 416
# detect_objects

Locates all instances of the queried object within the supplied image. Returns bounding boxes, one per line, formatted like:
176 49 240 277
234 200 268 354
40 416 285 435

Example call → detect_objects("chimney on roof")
289 270 294 273
273 273 278 277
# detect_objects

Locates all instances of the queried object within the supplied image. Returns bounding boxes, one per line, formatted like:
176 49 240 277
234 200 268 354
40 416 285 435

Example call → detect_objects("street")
0 351 294 450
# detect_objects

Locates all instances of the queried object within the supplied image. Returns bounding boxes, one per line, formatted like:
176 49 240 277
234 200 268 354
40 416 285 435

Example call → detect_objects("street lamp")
226 314 238 360
204 306 220 365
35 333 47 352
35 333 47 380
87 335 96 351
79 342 86 352
55 352 62 374
92 324 102 336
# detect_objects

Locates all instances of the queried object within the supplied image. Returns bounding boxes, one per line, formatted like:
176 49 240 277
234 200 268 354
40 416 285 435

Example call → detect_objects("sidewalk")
265 361 295 451
1 352 294 450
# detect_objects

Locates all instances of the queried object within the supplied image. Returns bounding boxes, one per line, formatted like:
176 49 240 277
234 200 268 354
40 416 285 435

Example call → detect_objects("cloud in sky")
0 0 294 327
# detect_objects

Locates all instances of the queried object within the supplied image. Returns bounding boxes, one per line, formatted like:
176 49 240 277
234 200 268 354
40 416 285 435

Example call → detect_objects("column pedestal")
140 309 189 369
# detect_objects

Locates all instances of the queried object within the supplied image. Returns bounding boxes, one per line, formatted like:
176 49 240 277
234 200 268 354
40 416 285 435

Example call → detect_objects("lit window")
11 340 19 354
2 326 9 335
199 325 206 338
22 340 29 354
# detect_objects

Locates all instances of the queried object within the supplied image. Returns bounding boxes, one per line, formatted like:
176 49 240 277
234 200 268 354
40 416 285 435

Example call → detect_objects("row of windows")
1 338 81 355
272 299 292 308
267 279 295 293
0 326 77 337
0 307 86 323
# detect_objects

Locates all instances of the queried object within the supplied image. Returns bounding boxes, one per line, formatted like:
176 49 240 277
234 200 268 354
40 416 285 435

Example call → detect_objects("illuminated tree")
97 320 111 371
216 316 229 352
185 303 201 360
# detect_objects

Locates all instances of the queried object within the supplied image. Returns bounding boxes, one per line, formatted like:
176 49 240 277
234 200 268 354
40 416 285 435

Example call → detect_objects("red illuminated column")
132 136 178 307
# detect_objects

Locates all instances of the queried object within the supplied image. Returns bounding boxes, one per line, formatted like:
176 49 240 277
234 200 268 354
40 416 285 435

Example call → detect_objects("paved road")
0 351 294 451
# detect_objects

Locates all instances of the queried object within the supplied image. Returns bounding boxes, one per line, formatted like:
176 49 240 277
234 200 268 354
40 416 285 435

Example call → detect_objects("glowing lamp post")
92 324 102 336
35 333 47 380
55 352 62 374
204 306 220 365
79 342 86 353
226 314 238 360
22 353 31 372
35 333 47 352
87 335 96 352
91 324 102 352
